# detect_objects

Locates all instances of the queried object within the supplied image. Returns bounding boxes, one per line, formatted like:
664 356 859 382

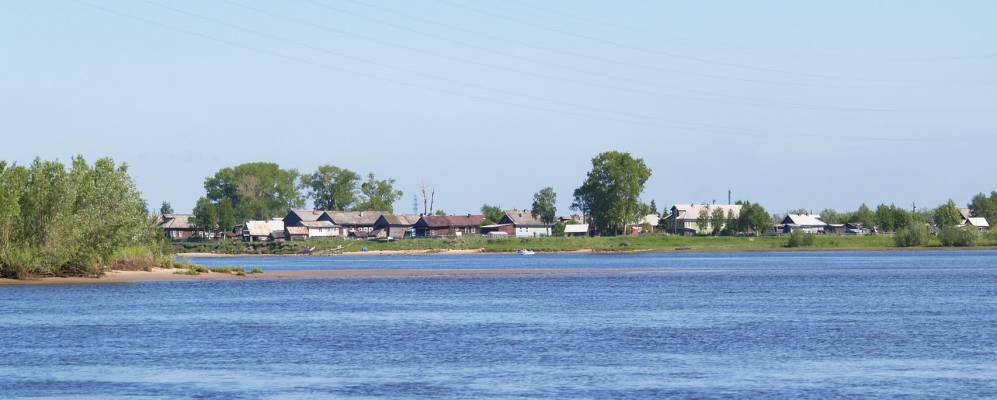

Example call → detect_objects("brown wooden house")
413 215 487 237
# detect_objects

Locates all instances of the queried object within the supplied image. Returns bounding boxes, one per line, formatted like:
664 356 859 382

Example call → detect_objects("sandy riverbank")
176 249 598 258
0 266 666 285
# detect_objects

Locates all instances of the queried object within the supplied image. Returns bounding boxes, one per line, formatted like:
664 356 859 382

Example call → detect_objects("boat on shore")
518 249 536 255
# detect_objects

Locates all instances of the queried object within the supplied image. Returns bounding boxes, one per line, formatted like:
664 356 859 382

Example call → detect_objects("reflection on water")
2 251 997 399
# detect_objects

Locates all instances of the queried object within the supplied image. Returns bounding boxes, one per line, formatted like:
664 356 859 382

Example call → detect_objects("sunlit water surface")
2 251 997 399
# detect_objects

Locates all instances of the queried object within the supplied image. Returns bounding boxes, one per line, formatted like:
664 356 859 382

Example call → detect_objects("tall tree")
216 198 236 231
969 191 997 225
933 199 963 227
709 207 727 235
203 162 303 221
852 203 876 227
192 197 217 230
301 165 359 211
355 173 403 212
531 187 557 235
571 151 652 235
649 199 658 215
733 201 773 236
481 204 504 224
159 201 174 215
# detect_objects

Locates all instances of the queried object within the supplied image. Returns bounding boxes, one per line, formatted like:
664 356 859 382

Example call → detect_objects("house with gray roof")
159 214 202 241
322 211 386 238
499 210 551 237
372 214 421 239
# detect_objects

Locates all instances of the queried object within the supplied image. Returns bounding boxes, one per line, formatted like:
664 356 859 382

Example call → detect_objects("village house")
285 226 309 241
242 219 285 242
665 204 742 235
283 210 340 239
780 214 828 234
563 223 589 237
500 210 551 237
322 211 385 239
413 215 487 237
372 214 421 239
480 223 514 237
159 214 201 241
959 208 991 231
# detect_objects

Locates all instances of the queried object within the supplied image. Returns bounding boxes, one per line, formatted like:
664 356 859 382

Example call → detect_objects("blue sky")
2 0 994 215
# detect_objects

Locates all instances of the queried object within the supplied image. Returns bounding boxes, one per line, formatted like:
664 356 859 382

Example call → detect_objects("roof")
959 208 973 220
286 226 309 235
378 214 421 226
670 204 742 220
322 211 385 226
966 217 990 228
782 214 827 226
502 210 546 226
160 214 194 229
300 221 337 228
563 224 589 233
286 209 324 223
417 215 487 228
244 220 285 236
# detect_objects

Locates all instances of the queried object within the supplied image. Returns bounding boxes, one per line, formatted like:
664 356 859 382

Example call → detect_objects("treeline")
0 157 166 278
188 163 403 231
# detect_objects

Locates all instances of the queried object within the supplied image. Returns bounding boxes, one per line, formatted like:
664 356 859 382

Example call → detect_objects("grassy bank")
175 233 997 255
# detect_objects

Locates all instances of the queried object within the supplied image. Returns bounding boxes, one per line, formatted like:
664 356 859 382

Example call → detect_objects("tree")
933 199 963 228
572 151 652 235
649 199 658 215
697 207 711 235
531 187 557 235
216 198 236 232
969 191 997 225
709 207 726 235
301 165 359 211
355 173 403 212
192 197 217 230
733 201 773 236
819 208 840 224
202 162 302 222
481 204 504 224
159 201 174 215
852 203 875 227
434 209 447 216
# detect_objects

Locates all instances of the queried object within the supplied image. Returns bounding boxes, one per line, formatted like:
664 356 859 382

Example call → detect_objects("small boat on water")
518 249 536 255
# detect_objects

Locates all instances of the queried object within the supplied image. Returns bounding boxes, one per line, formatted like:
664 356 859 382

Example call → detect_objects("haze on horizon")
2 0 994 215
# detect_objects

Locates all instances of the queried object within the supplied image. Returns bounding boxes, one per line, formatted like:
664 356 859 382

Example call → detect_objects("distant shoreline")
0 267 671 286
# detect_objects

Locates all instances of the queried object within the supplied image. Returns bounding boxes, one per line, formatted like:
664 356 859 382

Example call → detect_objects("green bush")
786 231 816 248
894 224 929 247
938 226 979 247
250 267 264 274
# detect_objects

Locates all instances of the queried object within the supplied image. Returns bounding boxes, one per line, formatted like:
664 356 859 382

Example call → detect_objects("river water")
2 251 996 399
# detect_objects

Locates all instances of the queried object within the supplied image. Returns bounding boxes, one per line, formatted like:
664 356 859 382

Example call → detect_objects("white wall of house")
516 226 551 237
307 227 340 238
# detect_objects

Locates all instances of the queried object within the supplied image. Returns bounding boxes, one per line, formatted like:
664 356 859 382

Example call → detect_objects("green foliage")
649 199 657 215
969 191 997 226
571 151 652 236
852 203 876 227
551 221 566 236
531 187 557 231
159 201 173 215
250 267 264 274
938 226 979 247
786 231 816 247
203 162 303 221
709 207 727 235
0 156 165 278
875 204 917 232
434 209 447 216
355 173 403 212
732 201 773 236
301 165 360 211
894 224 929 247
480 204 504 224
932 199 963 228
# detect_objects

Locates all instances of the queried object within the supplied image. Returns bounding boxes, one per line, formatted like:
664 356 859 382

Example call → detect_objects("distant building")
780 214 828 234
372 214 421 239
563 223 589 237
666 204 742 235
500 210 550 237
965 217 991 231
322 211 385 239
285 226 309 241
242 219 285 241
159 214 201 241
283 210 340 239
413 215 486 237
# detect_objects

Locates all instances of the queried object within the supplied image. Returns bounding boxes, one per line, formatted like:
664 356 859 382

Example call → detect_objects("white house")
666 204 742 235
563 223 589 237
243 219 285 241
500 210 551 237
965 217 991 231
780 214 828 234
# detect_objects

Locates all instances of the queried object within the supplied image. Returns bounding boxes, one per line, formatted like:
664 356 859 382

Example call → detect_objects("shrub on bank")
786 231 815 248
938 226 979 247
894 224 929 247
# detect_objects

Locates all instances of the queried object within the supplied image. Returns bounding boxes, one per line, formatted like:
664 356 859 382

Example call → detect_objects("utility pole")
728 190 732 205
